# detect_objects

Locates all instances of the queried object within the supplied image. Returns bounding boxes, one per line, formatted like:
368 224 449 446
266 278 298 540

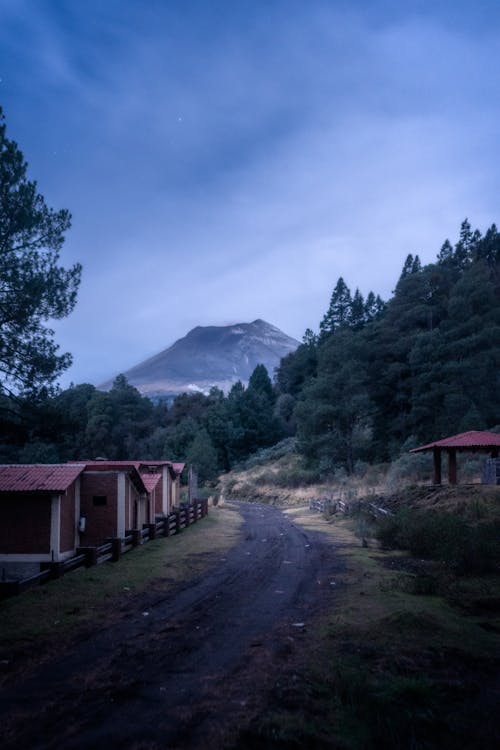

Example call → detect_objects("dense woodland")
1 219 499 482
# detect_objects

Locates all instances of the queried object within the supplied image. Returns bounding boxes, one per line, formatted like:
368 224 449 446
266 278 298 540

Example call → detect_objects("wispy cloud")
1 1 499 385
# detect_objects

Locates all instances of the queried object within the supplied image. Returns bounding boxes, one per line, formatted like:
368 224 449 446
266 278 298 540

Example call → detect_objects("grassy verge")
0 506 243 680
239 507 500 750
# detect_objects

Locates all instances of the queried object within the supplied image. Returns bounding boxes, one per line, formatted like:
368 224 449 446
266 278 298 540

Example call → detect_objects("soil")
0 501 343 750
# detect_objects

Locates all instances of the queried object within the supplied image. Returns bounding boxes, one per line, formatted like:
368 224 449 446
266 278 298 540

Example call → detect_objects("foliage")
277 219 500 471
0 106 81 395
2 215 499 484
0 366 287 478
376 508 500 573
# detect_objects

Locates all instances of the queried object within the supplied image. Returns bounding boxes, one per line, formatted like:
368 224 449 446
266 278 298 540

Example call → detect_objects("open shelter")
410 430 500 485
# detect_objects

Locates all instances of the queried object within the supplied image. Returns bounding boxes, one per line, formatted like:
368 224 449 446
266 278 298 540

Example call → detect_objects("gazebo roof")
411 430 500 453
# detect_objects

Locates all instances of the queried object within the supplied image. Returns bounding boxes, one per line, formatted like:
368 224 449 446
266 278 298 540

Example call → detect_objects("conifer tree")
0 107 81 395
319 277 352 338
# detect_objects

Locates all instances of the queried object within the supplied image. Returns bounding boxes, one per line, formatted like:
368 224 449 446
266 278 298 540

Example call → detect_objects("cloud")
2 2 500 386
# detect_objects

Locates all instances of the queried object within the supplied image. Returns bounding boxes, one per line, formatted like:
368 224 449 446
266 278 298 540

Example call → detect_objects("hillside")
100 319 299 398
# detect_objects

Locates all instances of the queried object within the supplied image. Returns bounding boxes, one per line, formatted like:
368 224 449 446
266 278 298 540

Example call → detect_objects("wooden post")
193 501 198 523
110 538 122 562
184 505 190 527
49 562 65 579
131 529 141 547
147 523 156 540
448 448 457 485
77 546 98 567
175 510 181 534
433 447 442 485
162 516 169 537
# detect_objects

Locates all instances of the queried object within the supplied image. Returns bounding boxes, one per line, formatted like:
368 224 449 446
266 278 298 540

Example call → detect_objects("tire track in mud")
0 502 342 750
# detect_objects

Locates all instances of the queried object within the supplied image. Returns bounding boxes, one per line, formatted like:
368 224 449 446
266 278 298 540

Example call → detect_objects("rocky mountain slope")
100 319 299 398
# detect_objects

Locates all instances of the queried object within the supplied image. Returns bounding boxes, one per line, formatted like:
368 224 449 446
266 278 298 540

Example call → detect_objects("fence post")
162 516 169 537
110 538 122 562
77 546 98 567
175 510 181 534
184 505 191 527
131 529 141 547
193 501 198 523
147 523 156 540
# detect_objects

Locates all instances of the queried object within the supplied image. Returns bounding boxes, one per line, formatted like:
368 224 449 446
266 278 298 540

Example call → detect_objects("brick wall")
80 473 118 546
0 494 51 553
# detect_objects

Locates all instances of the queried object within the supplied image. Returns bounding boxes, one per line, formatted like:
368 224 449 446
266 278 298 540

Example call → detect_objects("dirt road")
0 502 342 749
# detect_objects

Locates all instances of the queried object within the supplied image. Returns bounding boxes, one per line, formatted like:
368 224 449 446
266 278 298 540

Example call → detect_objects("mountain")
100 319 300 399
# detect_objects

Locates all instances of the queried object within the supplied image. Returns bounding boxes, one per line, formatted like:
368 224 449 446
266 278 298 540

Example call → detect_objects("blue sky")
1 1 500 386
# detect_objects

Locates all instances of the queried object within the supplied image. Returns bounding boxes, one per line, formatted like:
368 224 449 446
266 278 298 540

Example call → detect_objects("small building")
0 459 187 578
0 464 85 580
78 461 151 546
411 430 500 485
78 460 185 529
135 461 185 517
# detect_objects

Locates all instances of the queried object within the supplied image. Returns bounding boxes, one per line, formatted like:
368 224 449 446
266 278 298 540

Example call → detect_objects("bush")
377 509 500 574
237 438 297 470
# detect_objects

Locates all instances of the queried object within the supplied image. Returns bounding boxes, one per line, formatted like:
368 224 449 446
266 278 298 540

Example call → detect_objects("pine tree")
0 107 82 395
319 277 352 338
350 288 365 329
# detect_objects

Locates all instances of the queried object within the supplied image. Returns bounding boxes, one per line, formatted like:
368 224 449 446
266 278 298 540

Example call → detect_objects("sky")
1 0 500 387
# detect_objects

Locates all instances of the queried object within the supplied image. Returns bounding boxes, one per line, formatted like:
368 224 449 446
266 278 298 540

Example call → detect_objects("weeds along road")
1 501 342 750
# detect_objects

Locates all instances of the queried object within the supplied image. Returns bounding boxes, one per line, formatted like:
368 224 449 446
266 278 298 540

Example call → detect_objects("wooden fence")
0 499 208 600
309 497 392 519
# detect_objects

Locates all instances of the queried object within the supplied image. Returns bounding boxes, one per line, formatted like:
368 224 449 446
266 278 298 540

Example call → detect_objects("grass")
0 506 243 673
238 506 500 750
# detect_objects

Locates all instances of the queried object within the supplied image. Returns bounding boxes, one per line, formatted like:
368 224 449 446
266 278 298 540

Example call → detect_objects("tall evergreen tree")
0 107 81 395
350 288 365 329
319 277 352 338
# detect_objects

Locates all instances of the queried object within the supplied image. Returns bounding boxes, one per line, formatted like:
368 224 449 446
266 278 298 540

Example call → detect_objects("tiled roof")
411 430 500 452
140 473 162 493
0 464 85 493
170 463 185 474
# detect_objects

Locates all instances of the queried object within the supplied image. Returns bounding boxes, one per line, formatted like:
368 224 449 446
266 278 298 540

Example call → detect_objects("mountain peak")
100 320 299 399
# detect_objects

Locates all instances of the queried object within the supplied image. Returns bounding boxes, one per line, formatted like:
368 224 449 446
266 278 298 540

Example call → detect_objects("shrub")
376 509 500 574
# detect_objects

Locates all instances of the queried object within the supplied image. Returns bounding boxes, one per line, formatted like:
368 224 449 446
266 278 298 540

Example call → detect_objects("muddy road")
0 502 342 749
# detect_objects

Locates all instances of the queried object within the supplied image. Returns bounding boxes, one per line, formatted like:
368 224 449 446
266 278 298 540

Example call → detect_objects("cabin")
78 460 185 531
135 461 185 517
78 461 151 546
0 464 85 580
0 459 187 579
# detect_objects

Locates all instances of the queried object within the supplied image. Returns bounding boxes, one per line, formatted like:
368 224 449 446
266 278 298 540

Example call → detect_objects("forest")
1 219 499 482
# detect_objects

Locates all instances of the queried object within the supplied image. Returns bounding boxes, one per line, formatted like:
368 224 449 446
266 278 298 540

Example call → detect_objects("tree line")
1 105 499 481
284 219 500 474
2 219 499 482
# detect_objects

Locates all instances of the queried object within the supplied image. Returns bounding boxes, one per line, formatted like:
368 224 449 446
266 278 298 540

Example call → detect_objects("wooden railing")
309 497 392 518
0 499 208 600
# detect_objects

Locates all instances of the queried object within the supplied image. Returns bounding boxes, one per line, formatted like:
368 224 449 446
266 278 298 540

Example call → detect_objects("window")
92 495 107 506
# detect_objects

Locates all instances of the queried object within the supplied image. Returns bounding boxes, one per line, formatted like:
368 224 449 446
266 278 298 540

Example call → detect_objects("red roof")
140 473 162 493
81 460 142 471
0 464 85 493
79 459 185 476
411 430 500 452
